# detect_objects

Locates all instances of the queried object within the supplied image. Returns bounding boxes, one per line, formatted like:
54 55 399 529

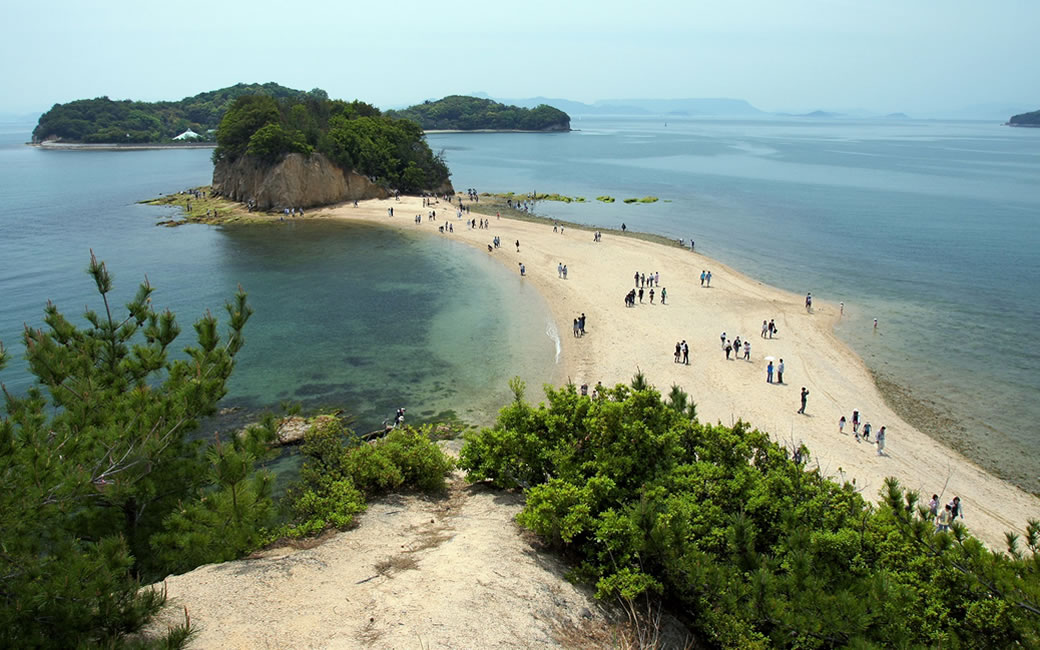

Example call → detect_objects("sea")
1 116 1038 494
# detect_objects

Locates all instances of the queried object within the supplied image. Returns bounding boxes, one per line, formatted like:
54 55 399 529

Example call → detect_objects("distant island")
32 82 320 144
1008 109 1040 127
385 95 570 132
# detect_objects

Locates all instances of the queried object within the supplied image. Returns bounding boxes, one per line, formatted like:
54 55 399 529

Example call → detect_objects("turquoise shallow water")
429 117 1040 493
0 125 558 436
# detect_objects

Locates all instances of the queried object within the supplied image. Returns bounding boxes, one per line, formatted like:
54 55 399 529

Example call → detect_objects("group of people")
635 271 660 288
720 332 751 361
837 410 888 455
929 494 964 531
572 313 588 337
761 319 778 338
625 286 666 306
593 231 603 242
557 262 569 279
700 270 712 287
465 188 480 202
469 218 490 229
552 221 565 234
673 340 690 364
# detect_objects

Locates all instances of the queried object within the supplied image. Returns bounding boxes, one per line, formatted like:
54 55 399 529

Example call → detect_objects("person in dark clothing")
797 387 809 414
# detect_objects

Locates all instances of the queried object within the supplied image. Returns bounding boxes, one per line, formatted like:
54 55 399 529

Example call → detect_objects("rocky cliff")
212 152 390 210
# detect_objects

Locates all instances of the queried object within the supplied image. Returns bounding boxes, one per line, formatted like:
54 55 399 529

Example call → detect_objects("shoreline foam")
310 195 1039 550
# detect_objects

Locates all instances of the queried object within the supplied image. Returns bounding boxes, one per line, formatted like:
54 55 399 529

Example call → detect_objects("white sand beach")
315 195 1038 550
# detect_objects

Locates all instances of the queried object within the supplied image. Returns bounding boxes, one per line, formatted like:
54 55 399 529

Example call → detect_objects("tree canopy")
0 254 275 647
32 82 320 144
385 95 571 131
213 95 450 193
460 377 1040 648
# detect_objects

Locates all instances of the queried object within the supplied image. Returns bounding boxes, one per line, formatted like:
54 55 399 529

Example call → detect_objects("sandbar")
306 195 1039 550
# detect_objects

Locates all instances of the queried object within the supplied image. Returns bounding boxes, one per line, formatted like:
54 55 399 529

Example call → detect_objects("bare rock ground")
149 470 615 649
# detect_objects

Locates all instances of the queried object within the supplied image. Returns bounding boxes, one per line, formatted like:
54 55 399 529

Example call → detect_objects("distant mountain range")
467 94 766 117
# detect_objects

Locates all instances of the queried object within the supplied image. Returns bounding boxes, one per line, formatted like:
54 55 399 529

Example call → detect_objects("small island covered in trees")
31 82 319 144
1008 109 1040 127
385 95 570 132
212 91 451 196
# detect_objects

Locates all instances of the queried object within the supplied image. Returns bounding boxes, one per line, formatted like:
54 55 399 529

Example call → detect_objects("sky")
2 0 1037 118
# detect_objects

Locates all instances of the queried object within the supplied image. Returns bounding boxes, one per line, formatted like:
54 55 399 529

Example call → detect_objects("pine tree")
0 254 267 648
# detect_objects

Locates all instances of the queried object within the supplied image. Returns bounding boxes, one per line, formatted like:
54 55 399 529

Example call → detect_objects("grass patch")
142 186 271 227
467 194 686 249
596 195 615 203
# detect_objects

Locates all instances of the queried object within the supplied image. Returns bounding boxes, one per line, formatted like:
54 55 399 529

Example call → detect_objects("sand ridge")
316 196 1038 550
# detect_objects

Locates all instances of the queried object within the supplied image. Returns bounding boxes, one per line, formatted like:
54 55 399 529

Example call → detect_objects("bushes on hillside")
280 421 455 539
460 378 1040 648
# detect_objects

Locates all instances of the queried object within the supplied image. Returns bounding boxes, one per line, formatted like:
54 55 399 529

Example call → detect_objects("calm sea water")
0 124 559 438
429 117 1040 493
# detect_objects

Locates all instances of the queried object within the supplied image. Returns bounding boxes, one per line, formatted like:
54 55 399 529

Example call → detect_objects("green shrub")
281 421 454 538
596 195 615 203
461 376 1040 647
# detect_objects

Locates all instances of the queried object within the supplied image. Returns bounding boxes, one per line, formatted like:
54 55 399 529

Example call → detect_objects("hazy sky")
2 0 1036 116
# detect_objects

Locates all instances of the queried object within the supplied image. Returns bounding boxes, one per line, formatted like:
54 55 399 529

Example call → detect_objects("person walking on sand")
634 271 640 287
682 340 689 365
862 422 872 442
797 387 809 414
579 313 586 336
743 340 750 360
674 341 681 363
928 494 940 519
768 319 776 338
725 341 732 360
573 318 580 338
518 263 526 276
777 359 785 384
649 288 655 303
700 270 706 287
638 287 644 303
661 287 667 304
563 265 568 279
761 320 768 338
655 271 660 286
839 415 846 434
805 292 813 312
706 271 712 287
558 262 563 278
949 496 963 521
876 425 886 455
766 361 774 383
936 504 952 532
516 240 520 252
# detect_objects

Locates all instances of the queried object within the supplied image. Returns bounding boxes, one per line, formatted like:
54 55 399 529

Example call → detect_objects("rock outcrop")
212 152 390 210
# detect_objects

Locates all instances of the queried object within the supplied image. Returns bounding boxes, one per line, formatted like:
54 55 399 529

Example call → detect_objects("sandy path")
313 196 1039 549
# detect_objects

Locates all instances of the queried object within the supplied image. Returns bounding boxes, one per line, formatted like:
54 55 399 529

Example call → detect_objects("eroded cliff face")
212 153 390 209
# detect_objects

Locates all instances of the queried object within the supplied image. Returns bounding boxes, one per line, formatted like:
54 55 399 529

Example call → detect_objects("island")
1008 109 1040 127
385 95 570 132
32 82 320 144
210 92 453 208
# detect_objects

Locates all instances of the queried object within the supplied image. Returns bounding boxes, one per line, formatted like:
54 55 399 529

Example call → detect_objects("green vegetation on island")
214 93 450 193
32 82 317 144
385 95 570 131
623 196 659 203
596 195 615 203
1009 109 1040 126
0 257 455 648
460 376 1040 648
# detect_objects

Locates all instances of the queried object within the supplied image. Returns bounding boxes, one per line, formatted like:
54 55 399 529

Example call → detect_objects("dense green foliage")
1009 109 1040 126
0 256 277 648
460 378 1040 648
32 82 317 143
214 94 451 193
279 419 455 539
386 95 571 131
